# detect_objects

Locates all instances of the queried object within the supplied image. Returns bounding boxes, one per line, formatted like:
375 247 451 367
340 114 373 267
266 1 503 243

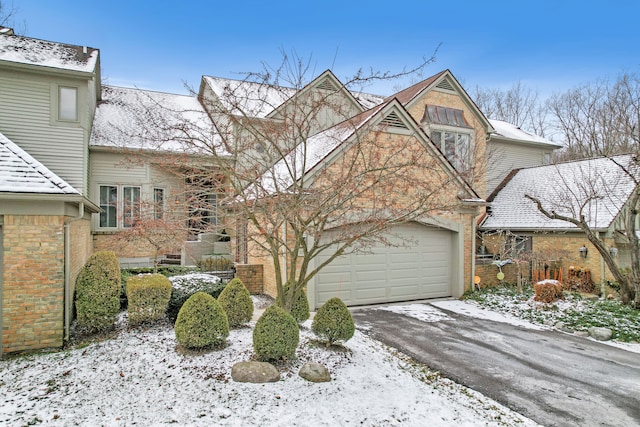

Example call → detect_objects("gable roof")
489 119 561 148
0 131 79 194
91 85 225 155
0 32 98 74
480 154 639 231
386 69 493 133
251 98 479 200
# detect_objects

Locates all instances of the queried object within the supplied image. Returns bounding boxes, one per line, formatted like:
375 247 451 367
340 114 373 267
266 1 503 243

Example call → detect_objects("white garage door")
314 222 453 308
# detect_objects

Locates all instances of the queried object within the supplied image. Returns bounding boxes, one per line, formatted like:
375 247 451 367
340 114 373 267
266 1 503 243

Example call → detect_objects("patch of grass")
463 283 640 342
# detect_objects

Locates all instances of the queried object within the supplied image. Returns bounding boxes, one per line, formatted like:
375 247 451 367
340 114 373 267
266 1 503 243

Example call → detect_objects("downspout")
597 231 606 297
64 202 85 342
471 214 477 292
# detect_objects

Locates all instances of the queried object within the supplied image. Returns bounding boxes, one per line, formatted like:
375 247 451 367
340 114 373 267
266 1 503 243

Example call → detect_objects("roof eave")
0 58 97 79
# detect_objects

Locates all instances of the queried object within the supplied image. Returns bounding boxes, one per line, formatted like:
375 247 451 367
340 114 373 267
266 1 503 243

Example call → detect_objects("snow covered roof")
249 103 385 197
489 119 560 147
0 32 98 74
0 131 79 194
481 154 639 230
203 76 297 119
91 86 225 155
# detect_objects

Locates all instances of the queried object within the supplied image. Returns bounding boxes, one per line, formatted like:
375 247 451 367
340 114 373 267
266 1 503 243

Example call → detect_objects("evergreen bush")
74 251 121 333
126 274 172 325
167 274 226 321
217 278 253 327
275 282 310 324
174 292 229 349
312 297 355 346
253 305 299 361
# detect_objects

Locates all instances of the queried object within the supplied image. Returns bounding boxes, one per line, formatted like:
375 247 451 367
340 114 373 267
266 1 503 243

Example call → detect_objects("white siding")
0 73 89 193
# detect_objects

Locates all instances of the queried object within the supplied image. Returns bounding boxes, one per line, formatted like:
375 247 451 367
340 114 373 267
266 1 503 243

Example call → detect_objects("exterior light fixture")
579 245 588 259
609 247 619 258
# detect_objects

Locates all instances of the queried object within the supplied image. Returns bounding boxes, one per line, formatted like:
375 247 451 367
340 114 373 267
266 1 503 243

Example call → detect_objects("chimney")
0 26 15 36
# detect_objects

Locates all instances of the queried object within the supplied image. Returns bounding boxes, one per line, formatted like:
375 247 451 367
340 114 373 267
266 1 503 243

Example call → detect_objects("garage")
313 222 456 308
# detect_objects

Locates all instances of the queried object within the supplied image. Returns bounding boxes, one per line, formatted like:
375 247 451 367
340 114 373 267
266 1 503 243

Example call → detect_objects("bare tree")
99 50 488 313
525 154 640 307
472 81 550 137
548 72 640 160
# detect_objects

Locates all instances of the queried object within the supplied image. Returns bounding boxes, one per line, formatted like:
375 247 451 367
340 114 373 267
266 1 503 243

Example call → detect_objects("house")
479 154 639 287
0 27 558 354
0 29 100 354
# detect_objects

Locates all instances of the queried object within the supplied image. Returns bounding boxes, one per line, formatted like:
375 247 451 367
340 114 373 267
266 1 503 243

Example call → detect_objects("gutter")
63 202 85 342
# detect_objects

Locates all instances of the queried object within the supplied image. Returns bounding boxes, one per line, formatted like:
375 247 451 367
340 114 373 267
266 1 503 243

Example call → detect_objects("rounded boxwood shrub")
312 297 355 346
75 251 121 333
253 305 299 361
174 292 229 349
217 278 253 328
167 274 226 321
275 282 310 324
126 274 172 325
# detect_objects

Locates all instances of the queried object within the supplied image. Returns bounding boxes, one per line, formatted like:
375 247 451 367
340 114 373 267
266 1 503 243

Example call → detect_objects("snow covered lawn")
0 311 537 426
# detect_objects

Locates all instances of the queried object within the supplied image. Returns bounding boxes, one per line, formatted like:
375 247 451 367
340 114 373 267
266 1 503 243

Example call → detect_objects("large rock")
299 362 331 383
231 361 280 383
588 327 613 341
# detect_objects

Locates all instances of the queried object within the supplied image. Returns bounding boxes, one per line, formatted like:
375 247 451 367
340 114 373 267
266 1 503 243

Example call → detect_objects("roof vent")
380 111 408 129
435 78 455 91
315 78 337 91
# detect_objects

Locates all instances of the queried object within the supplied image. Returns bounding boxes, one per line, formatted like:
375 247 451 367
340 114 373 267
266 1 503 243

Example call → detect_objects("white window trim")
427 125 474 170
97 184 142 230
50 84 81 126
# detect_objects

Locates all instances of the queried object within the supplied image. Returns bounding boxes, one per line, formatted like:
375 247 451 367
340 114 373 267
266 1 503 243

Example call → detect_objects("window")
99 186 117 228
430 130 471 170
99 185 141 229
123 186 141 227
153 188 165 220
58 86 78 121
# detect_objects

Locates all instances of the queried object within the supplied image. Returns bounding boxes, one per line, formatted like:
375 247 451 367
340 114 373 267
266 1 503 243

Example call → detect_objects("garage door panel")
315 222 453 307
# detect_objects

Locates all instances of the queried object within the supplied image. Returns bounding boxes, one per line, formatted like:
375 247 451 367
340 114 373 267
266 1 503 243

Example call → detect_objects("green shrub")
275 281 310 324
126 274 172 325
167 274 226 321
312 297 355 346
75 251 121 333
217 278 253 327
253 305 299 361
174 292 229 349
197 257 233 272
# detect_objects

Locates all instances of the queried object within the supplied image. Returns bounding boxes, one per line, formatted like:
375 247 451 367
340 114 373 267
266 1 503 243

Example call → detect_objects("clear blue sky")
10 0 640 98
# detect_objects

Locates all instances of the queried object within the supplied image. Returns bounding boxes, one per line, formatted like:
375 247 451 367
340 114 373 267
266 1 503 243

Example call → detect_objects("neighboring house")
479 154 639 286
486 119 562 194
89 85 229 267
0 29 100 354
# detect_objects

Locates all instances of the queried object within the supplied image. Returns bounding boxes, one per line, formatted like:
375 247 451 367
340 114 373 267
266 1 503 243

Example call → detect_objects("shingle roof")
384 71 446 105
91 85 224 155
481 154 639 230
0 131 79 194
0 32 98 73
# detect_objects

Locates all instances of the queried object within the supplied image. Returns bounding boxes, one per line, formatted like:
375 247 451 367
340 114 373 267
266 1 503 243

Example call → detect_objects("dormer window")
422 105 473 171
58 86 78 121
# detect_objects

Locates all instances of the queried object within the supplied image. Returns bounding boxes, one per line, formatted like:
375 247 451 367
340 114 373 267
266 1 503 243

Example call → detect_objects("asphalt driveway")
351 303 640 427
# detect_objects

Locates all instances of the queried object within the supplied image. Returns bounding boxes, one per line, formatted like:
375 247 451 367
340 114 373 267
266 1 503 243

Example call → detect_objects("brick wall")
69 219 93 310
235 264 263 295
2 215 65 354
